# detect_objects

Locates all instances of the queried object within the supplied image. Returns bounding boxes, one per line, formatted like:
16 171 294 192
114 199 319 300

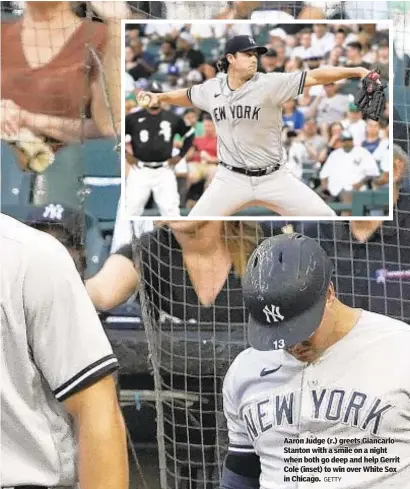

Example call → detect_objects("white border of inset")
121 19 393 221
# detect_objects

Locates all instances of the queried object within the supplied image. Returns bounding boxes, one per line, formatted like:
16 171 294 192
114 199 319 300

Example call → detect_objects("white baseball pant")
189 165 336 217
126 164 180 216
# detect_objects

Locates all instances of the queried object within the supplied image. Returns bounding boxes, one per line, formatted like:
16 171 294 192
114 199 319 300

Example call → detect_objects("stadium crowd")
125 22 392 213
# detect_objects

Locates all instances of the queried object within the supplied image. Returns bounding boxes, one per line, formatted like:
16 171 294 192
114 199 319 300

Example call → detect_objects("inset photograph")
122 21 392 218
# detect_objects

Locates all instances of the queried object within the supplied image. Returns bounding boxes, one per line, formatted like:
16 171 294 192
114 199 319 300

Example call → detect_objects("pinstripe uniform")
186 71 335 216
0 214 119 487
223 311 410 489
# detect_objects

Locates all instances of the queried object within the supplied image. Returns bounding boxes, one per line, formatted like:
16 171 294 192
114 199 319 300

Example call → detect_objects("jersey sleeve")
223 367 255 454
265 71 307 106
24 235 119 402
187 79 214 113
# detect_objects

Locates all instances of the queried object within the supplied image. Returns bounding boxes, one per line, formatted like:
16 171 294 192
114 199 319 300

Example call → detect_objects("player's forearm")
23 112 102 143
305 67 368 87
158 89 193 108
67 377 128 489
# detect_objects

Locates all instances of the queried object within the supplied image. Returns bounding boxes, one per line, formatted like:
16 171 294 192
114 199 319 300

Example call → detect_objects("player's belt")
137 161 168 169
219 161 280 177
2 486 48 489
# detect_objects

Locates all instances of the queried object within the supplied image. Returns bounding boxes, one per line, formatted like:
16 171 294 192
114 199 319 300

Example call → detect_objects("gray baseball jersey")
223 310 410 489
187 71 306 170
0 214 119 487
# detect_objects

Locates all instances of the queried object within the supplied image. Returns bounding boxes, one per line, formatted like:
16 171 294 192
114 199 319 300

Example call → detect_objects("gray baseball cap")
242 234 334 351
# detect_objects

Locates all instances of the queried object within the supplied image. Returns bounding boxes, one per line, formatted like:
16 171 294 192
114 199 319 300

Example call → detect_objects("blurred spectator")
299 118 327 166
285 56 303 73
188 117 218 165
334 28 347 49
126 38 155 80
373 38 389 81
296 86 319 118
156 38 177 74
320 131 380 206
311 24 335 56
271 42 287 72
283 128 308 181
185 117 218 208
362 119 384 154
282 99 305 131
175 32 205 74
327 46 345 67
319 121 344 161
268 28 287 47
162 65 184 92
292 28 320 60
342 103 366 146
345 41 372 70
315 82 350 125
183 108 204 137
260 49 278 73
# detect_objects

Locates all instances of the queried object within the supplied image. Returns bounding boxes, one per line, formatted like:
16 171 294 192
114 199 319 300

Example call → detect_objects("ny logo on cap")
43 204 65 221
248 36 256 45
263 305 284 323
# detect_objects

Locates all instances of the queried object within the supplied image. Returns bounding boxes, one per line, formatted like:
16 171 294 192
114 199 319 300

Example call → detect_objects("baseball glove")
2 127 55 173
354 68 386 121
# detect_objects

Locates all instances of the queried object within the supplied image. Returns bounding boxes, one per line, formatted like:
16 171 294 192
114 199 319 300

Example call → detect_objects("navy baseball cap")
224 35 268 56
25 203 83 243
242 234 334 351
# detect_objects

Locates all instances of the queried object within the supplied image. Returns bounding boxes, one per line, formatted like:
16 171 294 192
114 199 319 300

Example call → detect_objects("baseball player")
0 214 128 489
221 234 410 489
138 35 379 217
125 81 195 216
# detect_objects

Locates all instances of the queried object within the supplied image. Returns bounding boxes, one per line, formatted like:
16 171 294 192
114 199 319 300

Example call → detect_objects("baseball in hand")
138 92 151 108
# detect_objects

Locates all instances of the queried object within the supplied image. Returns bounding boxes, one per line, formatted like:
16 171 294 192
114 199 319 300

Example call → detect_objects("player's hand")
356 67 371 79
137 91 161 109
167 156 181 167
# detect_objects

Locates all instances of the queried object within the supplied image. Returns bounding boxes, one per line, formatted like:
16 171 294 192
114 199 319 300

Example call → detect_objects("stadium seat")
1 141 32 206
83 212 110 278
30 143 84 208
83 177 121 232
79 138 120 177
351 188 389 216
198 38 221 62
150 72 168 82
253 25 271 45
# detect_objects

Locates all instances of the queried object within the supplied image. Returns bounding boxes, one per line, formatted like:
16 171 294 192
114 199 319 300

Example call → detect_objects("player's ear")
326 282 336 306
